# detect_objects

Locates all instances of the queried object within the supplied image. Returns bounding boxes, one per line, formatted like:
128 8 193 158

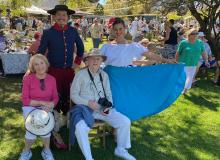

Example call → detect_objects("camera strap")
87 68 107 98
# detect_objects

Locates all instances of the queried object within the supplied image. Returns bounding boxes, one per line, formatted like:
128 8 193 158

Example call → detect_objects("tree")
0 0 42 16
67 0 90 8
94 3 104 15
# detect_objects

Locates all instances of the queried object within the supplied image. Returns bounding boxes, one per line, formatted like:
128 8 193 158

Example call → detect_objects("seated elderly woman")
19 54 58 160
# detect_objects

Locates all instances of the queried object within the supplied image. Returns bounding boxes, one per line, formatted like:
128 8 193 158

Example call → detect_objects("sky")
99 0 107 5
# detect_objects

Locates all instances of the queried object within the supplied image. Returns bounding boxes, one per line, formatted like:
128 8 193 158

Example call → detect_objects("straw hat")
83 49 107 62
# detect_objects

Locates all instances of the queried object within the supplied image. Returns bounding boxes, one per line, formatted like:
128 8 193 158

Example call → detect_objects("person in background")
90 18 103 48
0 30 6 52
134 42 158 66
175 29 209 94
19 54 58 160
193 32 216 82
43 20 51 30
28 32 41 56
74 22 80 32
129 17 139 42
163 19 178 58
198 32 216 67
27 16 33 28
81 16 89 41
177 29 186 43
0 9 6 30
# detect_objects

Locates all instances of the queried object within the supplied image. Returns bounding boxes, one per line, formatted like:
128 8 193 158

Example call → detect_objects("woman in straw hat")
19 54 58 160
175 29 209 94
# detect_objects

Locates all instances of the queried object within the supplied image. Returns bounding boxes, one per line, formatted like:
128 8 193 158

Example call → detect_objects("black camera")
98 98 112 114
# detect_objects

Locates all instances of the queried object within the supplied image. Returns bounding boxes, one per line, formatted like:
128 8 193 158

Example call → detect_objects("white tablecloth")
0 52 30 75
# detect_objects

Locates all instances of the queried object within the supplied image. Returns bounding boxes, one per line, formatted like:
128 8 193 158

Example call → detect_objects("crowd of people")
0 4 219 160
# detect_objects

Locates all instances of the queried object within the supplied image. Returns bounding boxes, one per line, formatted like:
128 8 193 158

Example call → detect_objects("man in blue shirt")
38 5 84 150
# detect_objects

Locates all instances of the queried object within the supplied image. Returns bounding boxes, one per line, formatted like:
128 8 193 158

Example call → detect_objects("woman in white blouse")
100 17 176 67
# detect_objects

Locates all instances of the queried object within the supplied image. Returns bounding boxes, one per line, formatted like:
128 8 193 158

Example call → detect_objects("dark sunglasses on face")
40 79 45 91
190 32 198 35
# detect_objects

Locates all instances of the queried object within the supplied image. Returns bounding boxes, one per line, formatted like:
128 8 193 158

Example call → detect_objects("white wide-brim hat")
25 109 55 136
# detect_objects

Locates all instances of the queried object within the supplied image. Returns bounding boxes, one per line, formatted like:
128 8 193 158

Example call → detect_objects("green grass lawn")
0 40 220 160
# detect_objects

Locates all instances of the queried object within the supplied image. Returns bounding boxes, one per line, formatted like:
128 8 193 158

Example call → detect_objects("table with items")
0 51 30 75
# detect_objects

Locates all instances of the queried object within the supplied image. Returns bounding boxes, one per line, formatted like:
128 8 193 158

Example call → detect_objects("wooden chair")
68 100 110 151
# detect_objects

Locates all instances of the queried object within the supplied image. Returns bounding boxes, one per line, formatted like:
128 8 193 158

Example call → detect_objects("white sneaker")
114 147 136 160
18 150 32 160
41 149 55 160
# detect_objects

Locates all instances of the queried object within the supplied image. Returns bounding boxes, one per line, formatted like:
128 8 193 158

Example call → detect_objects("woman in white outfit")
100 17 175 67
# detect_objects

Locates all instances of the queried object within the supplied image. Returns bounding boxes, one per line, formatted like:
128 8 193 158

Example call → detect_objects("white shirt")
138 19 143 28
100 42 148 67
81 19 88 27
71 68 113 107
130 20 138 34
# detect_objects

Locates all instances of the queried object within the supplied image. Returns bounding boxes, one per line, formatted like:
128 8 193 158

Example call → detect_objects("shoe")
114 147 136 160
52 133 68 150
18 150 32 160
41 149 54 160
182 89 188 95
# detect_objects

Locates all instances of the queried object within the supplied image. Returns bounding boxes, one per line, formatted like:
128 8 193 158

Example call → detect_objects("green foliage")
67 0 93 10
0 0 33 16
167 12 182 20
94 4 104 15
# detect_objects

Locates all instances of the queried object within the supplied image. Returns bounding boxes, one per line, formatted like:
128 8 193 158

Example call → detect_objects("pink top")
22 74 59 106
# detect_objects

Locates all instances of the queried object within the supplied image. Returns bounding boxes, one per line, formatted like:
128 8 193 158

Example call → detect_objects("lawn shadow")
184 93 219 111
131 113 220 160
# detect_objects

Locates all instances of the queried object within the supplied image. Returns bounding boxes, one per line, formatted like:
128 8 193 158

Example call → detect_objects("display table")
0 52 30 75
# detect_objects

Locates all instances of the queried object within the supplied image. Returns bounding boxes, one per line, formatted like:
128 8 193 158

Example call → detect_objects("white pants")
75 109 131 160
184 66 197 90
22 107 51 140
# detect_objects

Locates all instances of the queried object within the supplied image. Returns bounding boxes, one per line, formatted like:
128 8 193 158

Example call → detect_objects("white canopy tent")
23 5 49 15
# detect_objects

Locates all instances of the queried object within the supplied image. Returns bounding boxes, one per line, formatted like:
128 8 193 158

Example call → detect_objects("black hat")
47 5 75 15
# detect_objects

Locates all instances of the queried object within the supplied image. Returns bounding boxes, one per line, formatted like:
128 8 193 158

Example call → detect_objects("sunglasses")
190 32 198 35
40 79 45 91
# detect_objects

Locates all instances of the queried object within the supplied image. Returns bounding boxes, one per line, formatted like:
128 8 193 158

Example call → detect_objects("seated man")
70 49 136 160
